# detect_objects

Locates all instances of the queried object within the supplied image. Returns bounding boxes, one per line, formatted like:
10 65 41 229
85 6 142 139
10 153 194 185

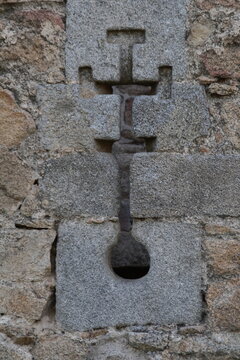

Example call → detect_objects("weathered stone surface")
208 83 239 96
66 0 189 82
128 330 169 351
196 0 240 10
0 8 65 85
130 154 240 217
57 220 201 331
0 88 35 148
207 280 240 331
188 19 213 47
87 338 148 360
0 316 34 345
132 83 210 151
0 334 32 360
0 229 56 282
205 239 240 276
168 332 240 358
37 85 120 152
222 97 240 149
39 153 119 218
0 280 53 322
0 229 55 322
32 335 87 360
202 48 240 80
0 147 36 214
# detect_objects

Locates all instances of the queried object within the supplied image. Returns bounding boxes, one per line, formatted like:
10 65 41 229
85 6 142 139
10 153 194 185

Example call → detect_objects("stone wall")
0 0 240 359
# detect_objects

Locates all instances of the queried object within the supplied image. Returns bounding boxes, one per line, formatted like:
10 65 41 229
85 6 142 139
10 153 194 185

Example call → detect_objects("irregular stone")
0 9 65 84
66 0 189 82
0 229 56 282
132 83 210 151
128 330 169 351
0 280 53 322
87 338 148 360
0 334 32 360
205 239 240 276
202 48 240 80
39 153 119 218
222 97 240 149
207 280 240 331
196 0 240 10
130 154 240 217
0 88 35 148
37 85 120 152
32 335 87 360
0 316 34 345
56 220 201 331
205 224 238 235
188 20 213 46
0 147 36 214
198 76 217 84
208 83 238 96
169 332 240 358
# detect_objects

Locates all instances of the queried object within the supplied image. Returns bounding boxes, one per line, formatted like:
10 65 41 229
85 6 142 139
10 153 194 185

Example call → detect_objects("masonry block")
66 0 189 83
37 85 120 152
131 154 240 217
39 153 119 218
56 220 202 331
132 83 210 151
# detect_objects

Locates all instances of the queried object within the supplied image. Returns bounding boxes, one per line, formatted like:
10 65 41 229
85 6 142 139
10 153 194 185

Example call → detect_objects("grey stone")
66 0 189 83
0 334 32 360
87 338 148 360
56 219 202 331
130 154 240 217
37 85 120 152
39 153 119 218
132 83 210 151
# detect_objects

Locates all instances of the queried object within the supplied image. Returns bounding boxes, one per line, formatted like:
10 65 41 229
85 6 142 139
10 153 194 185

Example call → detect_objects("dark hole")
112 265 150 279
110 232 150 280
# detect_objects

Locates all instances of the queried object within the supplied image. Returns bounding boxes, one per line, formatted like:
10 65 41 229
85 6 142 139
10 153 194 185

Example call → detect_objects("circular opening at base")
110 233 150 280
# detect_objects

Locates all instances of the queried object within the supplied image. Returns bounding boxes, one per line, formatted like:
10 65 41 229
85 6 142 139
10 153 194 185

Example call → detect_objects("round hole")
110 232 150 280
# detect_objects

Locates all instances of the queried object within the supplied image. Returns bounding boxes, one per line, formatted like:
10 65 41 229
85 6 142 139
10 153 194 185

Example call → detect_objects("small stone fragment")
208 83 238 96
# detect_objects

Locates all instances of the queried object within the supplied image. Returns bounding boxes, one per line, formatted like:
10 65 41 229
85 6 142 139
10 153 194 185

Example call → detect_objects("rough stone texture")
32 335 87 360
0 229 56 282
132 83 210 151
0 334 32 360
168 332 240 359
56 220 202 331
207 280 240 331
39 153 119 218
0 229 55 322
222 97 240 149
196 0 240 9
0 147 36 214
0 7 65 87
87 338 149 360
131 154 240 217
128 331 169 352
0 88 35 148
37 85 120 152
205 239 240 276
0 280 53 322
66 0 189 83
0 0 239 357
